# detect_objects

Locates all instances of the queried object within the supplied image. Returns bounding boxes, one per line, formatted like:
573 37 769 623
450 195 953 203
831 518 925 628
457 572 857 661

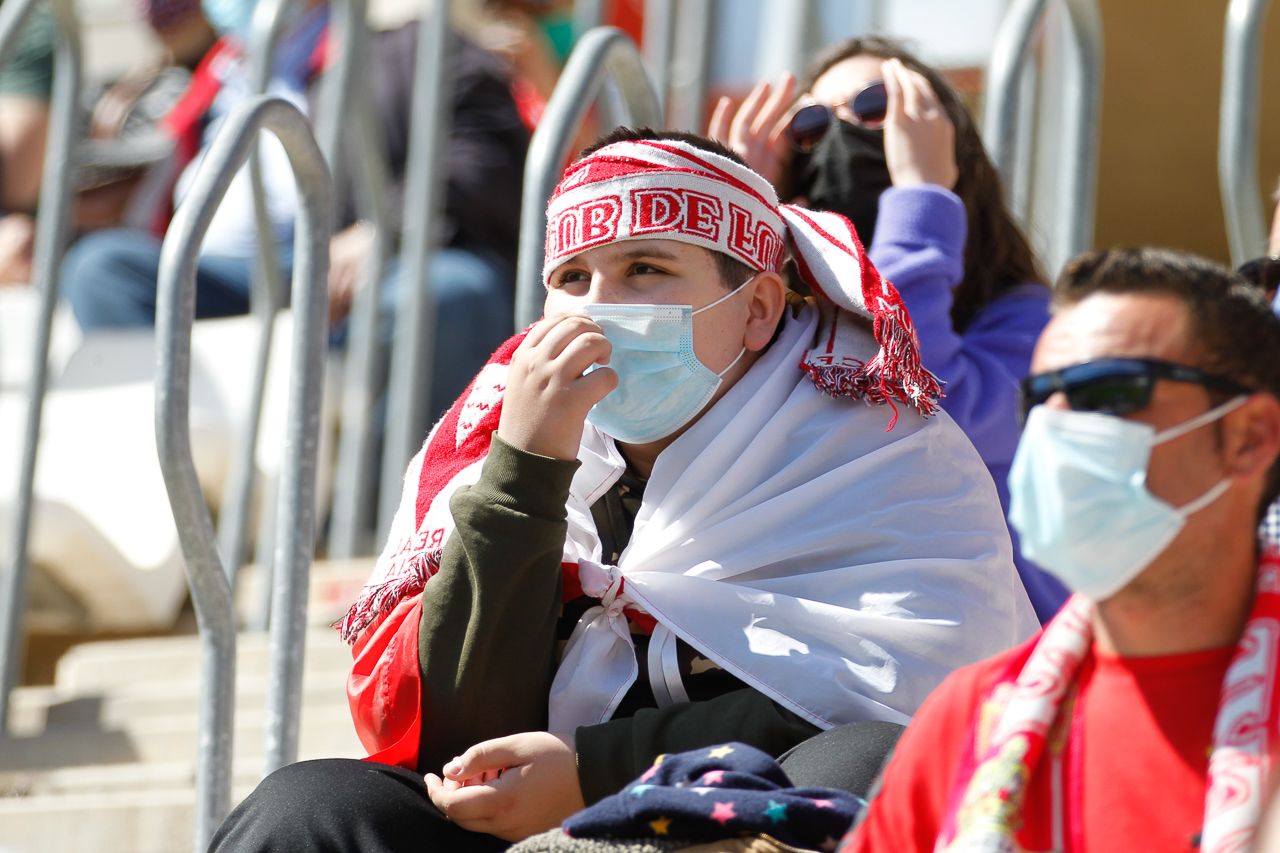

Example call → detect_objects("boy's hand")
425 731 585 842
498 314 617 460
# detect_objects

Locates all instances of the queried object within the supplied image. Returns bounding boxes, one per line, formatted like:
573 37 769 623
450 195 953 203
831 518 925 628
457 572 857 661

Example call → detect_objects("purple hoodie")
868 185 1068 622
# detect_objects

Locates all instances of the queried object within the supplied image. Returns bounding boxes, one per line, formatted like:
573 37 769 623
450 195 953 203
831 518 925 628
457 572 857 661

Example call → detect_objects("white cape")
549 302 1038 731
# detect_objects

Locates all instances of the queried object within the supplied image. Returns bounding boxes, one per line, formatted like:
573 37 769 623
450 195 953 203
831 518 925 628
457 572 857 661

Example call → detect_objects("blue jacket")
869 185 1067 622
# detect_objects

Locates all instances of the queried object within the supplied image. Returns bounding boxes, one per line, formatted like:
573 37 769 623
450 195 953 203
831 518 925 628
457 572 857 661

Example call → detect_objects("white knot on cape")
577 558 631 619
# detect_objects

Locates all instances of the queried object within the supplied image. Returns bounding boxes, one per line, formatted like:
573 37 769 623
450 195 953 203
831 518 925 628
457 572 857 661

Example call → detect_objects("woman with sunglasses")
710 37 1066 623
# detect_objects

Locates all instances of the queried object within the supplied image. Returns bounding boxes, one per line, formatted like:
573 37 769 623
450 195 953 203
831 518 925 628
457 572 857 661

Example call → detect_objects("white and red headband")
541 138 941 419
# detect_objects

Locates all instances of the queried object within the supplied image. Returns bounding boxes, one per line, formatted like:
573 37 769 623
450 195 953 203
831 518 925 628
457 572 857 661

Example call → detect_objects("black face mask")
792 120 892 245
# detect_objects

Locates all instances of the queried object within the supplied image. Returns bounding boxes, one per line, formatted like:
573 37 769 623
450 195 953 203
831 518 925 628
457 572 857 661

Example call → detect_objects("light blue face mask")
1008 396 1245 601
582 284 749 444
202 0 257 40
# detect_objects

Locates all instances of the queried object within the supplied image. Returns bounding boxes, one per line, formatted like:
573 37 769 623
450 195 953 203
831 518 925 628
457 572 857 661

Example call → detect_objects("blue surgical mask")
1008 397 1245 600
202 0 257 41
582 284 749 444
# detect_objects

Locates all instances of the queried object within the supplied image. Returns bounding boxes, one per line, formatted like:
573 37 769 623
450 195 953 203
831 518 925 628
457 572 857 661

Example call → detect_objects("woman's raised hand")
881 58 958 190
708 74 795 187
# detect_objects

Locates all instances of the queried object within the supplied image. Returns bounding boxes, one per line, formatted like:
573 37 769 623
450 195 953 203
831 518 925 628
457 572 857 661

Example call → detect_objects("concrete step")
0 704 361 773
9 670 351 737
53 628 352 694
0 734 363 798
0 787 200 853
234 557 375 629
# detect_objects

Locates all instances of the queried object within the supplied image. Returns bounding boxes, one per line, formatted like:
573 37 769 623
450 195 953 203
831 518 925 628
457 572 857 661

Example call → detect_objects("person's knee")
60 229 161 329
211 758 502 852
431 252 513 337
210 759 373 850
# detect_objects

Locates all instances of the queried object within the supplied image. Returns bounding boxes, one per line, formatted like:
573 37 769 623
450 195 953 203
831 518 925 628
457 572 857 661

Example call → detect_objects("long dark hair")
787 37 1047 331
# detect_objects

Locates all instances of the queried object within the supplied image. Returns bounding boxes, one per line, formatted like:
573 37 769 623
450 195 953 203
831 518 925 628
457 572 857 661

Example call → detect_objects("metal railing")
155 95 331 850
642 0 676 116
665 0 713 132
213 0 292 609
215 0 371 594
514 27 662 329
982 0 1103 274
0 0 82 733
377 0 453 537
574 0 608 35
328 97 393 557
639 0 715 132
1220 0 1272 267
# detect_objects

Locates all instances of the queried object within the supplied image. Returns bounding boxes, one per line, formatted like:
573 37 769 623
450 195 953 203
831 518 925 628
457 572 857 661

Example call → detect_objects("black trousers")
208 721 903 852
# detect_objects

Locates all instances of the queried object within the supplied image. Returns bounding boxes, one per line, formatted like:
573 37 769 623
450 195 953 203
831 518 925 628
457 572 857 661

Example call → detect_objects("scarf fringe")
336 549 442 644
803 309 943 429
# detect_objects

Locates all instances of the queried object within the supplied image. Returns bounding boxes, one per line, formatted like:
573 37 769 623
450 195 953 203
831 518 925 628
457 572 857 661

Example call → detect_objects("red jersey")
847 637 1235 852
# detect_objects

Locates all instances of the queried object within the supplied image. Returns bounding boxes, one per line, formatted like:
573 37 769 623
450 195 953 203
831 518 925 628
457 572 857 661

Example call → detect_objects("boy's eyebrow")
617 246 681 262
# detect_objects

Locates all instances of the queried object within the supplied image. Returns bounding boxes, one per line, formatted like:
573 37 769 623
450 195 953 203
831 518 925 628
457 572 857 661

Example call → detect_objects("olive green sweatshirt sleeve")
573 688 822 804
416 434 579 774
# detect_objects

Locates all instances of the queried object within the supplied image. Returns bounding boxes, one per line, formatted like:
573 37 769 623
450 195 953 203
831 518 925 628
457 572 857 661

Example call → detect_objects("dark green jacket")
416 436 819 803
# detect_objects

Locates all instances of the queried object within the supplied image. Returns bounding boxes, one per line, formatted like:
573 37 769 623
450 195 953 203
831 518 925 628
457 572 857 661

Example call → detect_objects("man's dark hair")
576 126 758 289
1055 246 1280 519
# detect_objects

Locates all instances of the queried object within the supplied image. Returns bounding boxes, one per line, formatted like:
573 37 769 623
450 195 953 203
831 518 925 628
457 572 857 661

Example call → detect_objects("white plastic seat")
0 311 336 631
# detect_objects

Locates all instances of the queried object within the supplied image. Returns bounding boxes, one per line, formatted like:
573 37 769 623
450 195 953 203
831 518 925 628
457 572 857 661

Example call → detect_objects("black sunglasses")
1237 255 1280 298
1020 357 1253 421
786 80 889 152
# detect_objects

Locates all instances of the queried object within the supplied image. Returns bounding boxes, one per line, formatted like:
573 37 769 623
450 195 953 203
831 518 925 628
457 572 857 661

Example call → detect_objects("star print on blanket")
562 743 863 851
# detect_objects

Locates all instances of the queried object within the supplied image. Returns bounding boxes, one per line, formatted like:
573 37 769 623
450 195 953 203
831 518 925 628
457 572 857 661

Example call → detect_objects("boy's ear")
744 272 788 352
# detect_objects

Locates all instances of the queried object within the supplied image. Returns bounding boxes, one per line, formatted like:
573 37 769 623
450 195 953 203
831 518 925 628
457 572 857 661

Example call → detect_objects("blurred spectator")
710 37 1067 622
0 2 54 284
1246 181 1280 548
60 0 324 326
476 0 599 159
325 20 529 420
71 0 215 234
1236 180 1280 307
479 0 572 129
59 1 527 425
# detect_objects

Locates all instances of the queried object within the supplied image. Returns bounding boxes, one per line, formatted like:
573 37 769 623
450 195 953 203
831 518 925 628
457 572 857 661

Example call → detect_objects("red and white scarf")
937 552 1280 852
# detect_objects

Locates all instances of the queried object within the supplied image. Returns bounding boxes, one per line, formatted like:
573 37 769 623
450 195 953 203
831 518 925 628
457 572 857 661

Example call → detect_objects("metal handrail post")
1055 0 1103 269
329 98 392 558
982 0 1101 272
220 0 366 596
642 0 676 116
514 27 661 329
249 0 365 749
252 0 370 624
981 0 1049 194
574 0 607 35
1220 0 1271 267
0 0 81 733
666 0 712 132
156 95 330 848
216 0 295 590
377 0 452 537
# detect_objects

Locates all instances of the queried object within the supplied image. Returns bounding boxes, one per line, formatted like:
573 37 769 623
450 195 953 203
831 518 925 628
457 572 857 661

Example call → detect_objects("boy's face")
544 239 755 378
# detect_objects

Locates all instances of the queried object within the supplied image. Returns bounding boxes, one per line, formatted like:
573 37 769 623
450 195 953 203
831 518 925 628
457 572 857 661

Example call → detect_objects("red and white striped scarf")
936 551 1280 852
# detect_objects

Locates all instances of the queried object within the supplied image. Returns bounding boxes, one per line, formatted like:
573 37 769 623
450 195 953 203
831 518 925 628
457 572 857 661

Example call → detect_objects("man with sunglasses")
844 246 1280 853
